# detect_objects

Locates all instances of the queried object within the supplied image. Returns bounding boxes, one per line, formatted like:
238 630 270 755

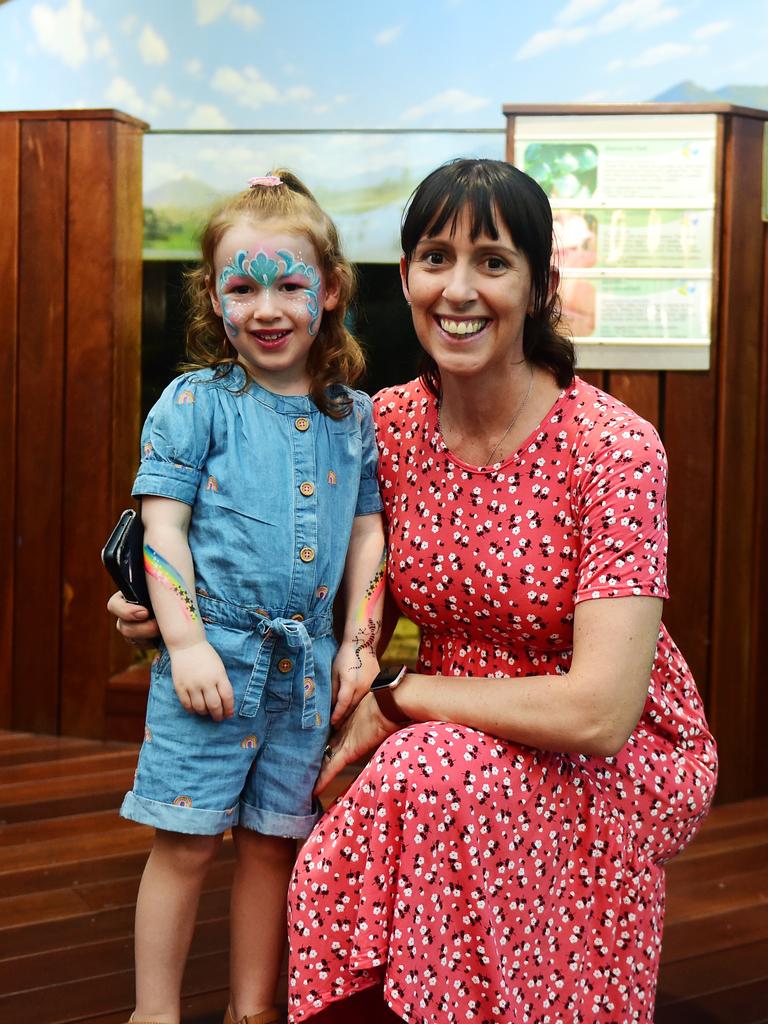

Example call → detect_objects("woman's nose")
441 264 478 304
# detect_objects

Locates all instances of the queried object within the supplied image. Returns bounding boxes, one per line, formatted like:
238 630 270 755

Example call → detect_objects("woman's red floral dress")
288 378 717 1024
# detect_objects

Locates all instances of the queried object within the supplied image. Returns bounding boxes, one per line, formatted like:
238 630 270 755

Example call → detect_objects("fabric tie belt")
196 594 334 729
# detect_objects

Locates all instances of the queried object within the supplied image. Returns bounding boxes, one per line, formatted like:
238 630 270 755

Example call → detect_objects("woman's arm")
141 496 234 721
315 594 660 793
330 512 387 724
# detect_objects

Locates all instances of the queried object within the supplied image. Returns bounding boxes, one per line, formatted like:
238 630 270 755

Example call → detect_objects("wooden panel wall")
0 120 20 731
0 110 146 739
506 106 768 802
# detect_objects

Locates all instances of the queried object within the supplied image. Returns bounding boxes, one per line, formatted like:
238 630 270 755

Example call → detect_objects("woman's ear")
322 269 341 312
399 255 411 305
207 274 222 317
548 265 561 305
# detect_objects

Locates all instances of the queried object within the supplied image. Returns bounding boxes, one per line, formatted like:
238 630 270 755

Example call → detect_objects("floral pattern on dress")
288 377 717 1024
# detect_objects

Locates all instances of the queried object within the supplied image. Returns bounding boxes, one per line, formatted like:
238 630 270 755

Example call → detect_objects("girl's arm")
315 594 660 793
142 496 234 721
330 511 387 724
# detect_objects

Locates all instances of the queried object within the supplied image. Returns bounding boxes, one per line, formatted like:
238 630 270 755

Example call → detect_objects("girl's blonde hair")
184 169 365 418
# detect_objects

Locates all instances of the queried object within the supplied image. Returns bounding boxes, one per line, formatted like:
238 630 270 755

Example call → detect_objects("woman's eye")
485 256 508 271
423 252 445 266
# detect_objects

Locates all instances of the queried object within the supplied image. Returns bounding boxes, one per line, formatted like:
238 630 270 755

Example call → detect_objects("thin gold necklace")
439 365 535 468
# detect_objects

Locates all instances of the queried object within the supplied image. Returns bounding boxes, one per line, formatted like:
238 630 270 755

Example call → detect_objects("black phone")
101 508 153 612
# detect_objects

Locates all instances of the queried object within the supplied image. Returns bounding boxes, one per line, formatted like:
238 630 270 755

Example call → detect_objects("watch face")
371 664 406 689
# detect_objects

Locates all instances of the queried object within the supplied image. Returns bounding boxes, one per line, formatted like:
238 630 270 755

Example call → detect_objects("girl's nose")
441 264 478 305
249 288 280 320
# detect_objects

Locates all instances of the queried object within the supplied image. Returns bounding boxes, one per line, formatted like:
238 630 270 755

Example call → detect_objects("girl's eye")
281 282 303 292
230 283 252 295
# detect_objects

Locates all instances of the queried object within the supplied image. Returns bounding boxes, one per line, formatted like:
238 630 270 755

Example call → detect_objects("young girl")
120 171 386 1024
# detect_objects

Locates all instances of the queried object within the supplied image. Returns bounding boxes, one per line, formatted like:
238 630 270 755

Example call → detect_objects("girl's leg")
228 827 296 1018
307 987 403 1023
134 829 224 1023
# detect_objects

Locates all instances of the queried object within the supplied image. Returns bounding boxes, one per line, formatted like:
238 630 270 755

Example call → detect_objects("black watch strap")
371 664 409 723
372 682 410 723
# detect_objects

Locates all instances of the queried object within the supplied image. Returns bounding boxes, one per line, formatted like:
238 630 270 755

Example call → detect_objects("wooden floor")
0 731 766 1024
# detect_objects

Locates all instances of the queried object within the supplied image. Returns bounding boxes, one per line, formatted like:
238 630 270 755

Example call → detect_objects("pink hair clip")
248 175 282 188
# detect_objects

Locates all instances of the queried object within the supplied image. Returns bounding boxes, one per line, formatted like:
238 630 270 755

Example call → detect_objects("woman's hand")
315 693 401 796
106 590 160 646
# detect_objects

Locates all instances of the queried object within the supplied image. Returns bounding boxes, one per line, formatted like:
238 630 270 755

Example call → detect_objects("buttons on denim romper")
300 547 315 562
295 416 310 432
300 481 315 496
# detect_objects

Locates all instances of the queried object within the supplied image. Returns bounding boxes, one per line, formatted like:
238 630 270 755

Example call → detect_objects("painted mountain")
653 80 768 109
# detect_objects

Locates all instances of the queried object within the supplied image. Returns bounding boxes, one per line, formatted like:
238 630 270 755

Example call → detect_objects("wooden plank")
708 115 767 801
605 371 660 428
0 916 228 995
750 231 768 797
664 862 768 924
657 938 768 1007
0 854 236 934
662 902 768 963
662 366 716 704
0 749 137 784
0 738 120 767
0 118 19 730
655 978 768 1024
1 884 231 957
13 118 68 734
107 120 146 692
59 118 117 738
0 946 229 1024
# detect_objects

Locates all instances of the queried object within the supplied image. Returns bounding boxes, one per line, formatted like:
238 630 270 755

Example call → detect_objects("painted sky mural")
1 0 765 265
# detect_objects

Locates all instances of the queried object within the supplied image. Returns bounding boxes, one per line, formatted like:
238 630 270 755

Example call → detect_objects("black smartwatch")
370 664 409 723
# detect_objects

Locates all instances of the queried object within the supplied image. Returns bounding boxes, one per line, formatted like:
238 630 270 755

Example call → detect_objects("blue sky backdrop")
1 0 766 130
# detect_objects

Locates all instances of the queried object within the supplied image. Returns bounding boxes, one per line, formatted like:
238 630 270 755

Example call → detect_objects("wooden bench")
1 730 766 1023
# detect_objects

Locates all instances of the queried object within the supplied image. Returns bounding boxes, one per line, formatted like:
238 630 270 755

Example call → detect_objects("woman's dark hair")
401 158 575 395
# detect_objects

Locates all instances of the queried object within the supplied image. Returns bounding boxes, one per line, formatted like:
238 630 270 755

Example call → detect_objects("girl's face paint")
209 218 340 395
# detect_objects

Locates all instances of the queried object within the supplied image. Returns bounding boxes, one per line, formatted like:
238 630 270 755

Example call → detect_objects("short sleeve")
574 415 669 603
132 375 214 506
353 390 383 517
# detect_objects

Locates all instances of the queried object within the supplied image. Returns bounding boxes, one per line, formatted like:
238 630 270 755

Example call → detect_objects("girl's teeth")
439 318 486 336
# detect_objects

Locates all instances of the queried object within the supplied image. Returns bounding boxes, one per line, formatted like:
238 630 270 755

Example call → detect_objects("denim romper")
119 365 382 838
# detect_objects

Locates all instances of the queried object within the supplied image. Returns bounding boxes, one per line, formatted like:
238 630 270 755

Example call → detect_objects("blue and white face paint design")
210 221 336 395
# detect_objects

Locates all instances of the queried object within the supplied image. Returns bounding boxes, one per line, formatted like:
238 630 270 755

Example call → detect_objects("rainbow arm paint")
340 523 387 670
144 542 199 624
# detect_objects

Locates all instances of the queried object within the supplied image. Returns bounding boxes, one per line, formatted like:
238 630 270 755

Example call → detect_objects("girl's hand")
106 590 160 647
169 641 235 722
315 692 399 796
331 641 379 725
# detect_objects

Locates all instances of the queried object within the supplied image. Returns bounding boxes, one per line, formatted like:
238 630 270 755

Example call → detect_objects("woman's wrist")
370 664 410 724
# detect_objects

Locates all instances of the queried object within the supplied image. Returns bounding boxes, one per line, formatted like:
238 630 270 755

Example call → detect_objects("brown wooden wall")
506 105 768 802
0 110 146 740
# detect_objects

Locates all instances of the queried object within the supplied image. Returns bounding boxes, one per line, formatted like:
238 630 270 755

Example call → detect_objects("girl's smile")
209 219 339 395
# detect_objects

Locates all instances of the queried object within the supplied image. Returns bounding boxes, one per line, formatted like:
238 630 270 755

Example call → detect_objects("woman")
112 160 717 1024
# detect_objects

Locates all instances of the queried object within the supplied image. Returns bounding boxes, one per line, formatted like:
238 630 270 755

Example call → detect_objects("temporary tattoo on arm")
350 548 387 669
143 543 199 622
352 620 378 671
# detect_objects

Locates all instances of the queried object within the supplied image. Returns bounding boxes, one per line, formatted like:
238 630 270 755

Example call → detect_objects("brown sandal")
223 1007 282 1024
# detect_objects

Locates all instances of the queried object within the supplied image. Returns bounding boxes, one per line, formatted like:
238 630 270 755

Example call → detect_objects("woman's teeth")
439 318 487 337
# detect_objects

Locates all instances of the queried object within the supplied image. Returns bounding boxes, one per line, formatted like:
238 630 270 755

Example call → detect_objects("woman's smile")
435 315 491 338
